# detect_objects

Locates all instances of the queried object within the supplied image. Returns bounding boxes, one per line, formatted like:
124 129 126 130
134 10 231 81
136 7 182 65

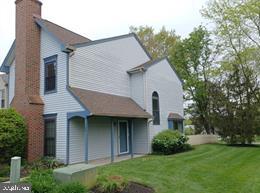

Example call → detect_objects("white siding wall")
8 61 15 104
130 72 145 109
133 119 149 154
40 30 84 163
69 118 84 164
69 116 149 164
146 59 183 144
69 36 150 97
88 117 112 160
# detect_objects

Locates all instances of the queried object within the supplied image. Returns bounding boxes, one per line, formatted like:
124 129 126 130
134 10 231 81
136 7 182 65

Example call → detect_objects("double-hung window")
44 114 57 157
44 55 57 93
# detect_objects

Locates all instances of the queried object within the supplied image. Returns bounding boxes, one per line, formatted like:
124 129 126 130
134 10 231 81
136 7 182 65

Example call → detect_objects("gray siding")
40 30 84 163
69 36 150 97
8 60 15 104
69 116 149 164
130 72 145 109
146 59 183 145
133 119 149 154
69 118 85 164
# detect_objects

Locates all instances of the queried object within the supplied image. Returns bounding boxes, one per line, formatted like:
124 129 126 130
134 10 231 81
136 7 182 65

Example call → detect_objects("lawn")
98 144 260 193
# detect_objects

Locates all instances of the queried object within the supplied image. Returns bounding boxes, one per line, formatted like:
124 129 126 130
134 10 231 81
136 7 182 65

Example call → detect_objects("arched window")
152 91 160 125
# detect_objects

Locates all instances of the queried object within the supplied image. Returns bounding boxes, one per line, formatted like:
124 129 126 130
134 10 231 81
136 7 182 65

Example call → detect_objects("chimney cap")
15 0 42 6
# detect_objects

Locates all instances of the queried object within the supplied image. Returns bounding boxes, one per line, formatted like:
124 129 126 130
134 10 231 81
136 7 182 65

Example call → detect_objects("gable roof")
1 17 91 73
71 33 152 60
34 17 90 45
128 57 184 85
0 41 15 73
69 86 152 118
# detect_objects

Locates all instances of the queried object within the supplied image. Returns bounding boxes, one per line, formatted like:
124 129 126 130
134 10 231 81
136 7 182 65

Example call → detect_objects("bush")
184 127 195 135
54 182 88 193
0 108 27 163
152 130 191 155
96 175 127 193
25 170 56 193
29 157 64 171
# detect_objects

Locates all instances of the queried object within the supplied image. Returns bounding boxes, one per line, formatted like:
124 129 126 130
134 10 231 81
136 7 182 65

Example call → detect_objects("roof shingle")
35 18 90 45
69 87 152 118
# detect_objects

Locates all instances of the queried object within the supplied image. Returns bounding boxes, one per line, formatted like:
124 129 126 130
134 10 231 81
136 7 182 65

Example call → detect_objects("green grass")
98 144 260 193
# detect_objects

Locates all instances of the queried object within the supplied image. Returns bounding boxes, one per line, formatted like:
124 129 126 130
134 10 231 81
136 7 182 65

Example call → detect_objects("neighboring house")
0 73 8 108
0 0 184 164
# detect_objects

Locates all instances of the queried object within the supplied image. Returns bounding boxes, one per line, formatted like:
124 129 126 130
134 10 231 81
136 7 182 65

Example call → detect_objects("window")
44 115 56 157
152 91 160 125
44 55 57 93
0 89 5 108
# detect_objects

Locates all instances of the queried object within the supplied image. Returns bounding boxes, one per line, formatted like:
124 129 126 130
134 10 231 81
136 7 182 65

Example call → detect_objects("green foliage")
130 26 179 59
25 170 56 193
152 130 191 155
202 0 260 144
96 175 127 193
170 26 216 134
29 157 64 170
0 108 27 163
184 127 195 135
54 182 88 193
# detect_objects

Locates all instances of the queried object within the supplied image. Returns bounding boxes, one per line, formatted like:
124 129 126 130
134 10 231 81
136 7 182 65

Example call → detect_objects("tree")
130 26 179 59
132 25 216 134
202 0 260 143
170 26 217 134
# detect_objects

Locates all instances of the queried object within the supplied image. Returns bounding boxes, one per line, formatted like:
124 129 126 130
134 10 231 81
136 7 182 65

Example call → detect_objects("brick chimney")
12 0 44 162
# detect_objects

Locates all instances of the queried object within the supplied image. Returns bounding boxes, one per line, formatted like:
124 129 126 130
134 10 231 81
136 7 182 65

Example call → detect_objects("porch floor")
89 154 146 167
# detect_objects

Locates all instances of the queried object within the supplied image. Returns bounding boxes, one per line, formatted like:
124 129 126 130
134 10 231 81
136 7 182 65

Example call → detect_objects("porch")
66 87 152 165
66 115 150 165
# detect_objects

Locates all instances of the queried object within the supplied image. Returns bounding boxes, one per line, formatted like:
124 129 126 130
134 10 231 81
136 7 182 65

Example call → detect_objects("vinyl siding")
8 60 15 104
133 119 149 154
130 72 145 109
146 59 183 144
40 30 84 163
69 36 150 97
69 116 149 164
69 117 85 164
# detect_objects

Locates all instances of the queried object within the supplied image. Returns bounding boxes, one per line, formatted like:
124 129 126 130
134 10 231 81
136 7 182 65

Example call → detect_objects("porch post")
111 119 115 163
84 117 89 163
66 119 70 165
131 119 134 159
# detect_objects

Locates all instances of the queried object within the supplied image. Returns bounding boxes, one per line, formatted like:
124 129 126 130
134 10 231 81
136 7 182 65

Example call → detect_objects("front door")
118 120 129 154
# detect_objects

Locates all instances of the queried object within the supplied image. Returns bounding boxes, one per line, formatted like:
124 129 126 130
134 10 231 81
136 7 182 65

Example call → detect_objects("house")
0 73 8 108
0 0 184 164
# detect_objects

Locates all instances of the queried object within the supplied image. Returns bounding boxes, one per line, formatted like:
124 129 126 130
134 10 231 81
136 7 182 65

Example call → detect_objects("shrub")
96 175 127 193
54 182 88 193
25 170 56 193
184 127 195 135
0 108 27 163
152 130 191 155
29 157 64 171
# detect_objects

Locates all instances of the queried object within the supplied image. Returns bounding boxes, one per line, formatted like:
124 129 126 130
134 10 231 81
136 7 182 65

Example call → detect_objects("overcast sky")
0 0 209 66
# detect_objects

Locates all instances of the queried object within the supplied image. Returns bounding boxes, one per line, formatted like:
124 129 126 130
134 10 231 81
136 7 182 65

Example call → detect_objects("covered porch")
66 87 152 165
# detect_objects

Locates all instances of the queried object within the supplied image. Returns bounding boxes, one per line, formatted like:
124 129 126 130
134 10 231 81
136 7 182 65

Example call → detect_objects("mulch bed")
122 182 154 193
91 181 154 193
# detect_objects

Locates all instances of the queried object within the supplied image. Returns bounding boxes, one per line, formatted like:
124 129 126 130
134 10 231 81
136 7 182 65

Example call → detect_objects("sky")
0 0 209 67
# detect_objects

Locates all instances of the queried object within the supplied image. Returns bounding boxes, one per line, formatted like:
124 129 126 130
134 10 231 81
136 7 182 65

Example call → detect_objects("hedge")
0 108 27 163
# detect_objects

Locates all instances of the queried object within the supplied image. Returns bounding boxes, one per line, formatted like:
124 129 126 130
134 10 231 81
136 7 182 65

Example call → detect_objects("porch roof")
168 113 184 120
69 87 152 119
